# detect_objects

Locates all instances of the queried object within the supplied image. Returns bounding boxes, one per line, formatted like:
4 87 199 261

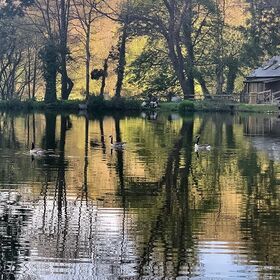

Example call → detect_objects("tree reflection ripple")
0 112 279 279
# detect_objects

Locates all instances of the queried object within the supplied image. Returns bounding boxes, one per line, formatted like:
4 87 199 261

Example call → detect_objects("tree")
0 15 41 100
39 40 59 103
149 0 192 99
129 40 179 96
100 56 109 97
28 0 74 102
115 20 128 98
60 0 74 100
128 0 218 98
245 0 280 63
94 0 135 98
72 0 103 99
0 0 41 101
0 0 33 18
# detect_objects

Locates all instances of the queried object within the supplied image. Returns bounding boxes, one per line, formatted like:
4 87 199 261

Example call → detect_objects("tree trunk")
216 64 224 95
167 40 189 99
60 54 69 100
60 9 68 100
40 42 58 103
196 72 210 96
43 43 57 103
85 27 91 100
32 53 37 100
60 0 72 100
115 23 127 98
183 0 195 97
226 62 238 95
9 63 16 100
66 76 74 98
45 69 57 103
27 47 31 99
100 58 108 97
176 41 193 99
214 0 225 95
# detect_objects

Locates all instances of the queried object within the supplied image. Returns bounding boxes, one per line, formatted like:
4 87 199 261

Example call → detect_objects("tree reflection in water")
0 112 279 279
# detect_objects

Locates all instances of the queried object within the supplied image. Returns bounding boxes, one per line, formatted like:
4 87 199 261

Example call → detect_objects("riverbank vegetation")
0 98 278 114
0 1 280 106
160 101 280 113
0 97 142 111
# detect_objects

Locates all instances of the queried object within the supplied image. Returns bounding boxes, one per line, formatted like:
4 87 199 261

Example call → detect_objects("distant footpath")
0 98 279 114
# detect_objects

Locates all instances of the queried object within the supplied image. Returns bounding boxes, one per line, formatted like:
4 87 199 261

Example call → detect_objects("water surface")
0 111 279 279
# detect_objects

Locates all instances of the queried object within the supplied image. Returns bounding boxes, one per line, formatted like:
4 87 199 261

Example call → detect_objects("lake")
0 111 279 279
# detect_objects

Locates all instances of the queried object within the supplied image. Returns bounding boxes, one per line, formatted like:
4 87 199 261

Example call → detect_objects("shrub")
159 102 180 111
179 100 195 112
0 96 142 112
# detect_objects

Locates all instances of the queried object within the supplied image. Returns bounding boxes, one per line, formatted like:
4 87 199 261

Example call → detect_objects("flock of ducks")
30 135 210 157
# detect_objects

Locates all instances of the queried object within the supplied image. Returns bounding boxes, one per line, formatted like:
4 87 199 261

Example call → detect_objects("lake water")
0 111 279 279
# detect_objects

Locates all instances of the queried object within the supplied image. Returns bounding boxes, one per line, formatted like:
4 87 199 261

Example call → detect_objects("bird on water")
194 135 211 152
109 135 126 149
30 142 47 156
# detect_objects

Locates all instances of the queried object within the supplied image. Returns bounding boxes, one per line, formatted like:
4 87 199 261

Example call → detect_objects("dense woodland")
0 0 280 102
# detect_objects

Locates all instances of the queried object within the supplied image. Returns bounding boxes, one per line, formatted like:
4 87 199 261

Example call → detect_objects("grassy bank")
0 98 279 114
160 100 280 114
0 97 142 112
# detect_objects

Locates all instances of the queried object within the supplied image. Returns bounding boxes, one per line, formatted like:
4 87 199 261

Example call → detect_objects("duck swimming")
194 135 211 152
30 142 46 156
109 136 126 149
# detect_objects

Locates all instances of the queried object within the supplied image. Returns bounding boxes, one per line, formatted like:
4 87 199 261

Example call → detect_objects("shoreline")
160 101 280 114
0 99 279 114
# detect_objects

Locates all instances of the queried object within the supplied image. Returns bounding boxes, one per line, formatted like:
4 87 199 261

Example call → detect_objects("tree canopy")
1 0 280 102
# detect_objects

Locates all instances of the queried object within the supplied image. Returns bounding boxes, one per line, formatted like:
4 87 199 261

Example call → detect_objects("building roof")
244 77 280 83
247 56 280 79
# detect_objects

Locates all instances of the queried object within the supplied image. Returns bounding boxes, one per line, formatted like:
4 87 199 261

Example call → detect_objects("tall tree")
94 0 134 98
0 0 41 101
245 0 280 63
115 19 128 98
39 40 59 103
59 0 74 100
129 0 217 98
213 0 226 95
72 0 103 99
28 0 74 102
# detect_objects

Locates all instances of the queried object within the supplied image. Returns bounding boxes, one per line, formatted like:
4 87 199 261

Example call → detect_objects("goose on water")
30 142 47 156
109 135 126 149
194 135 211 152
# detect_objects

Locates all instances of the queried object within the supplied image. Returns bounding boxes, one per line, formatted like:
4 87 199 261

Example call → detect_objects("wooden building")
244 56 280 104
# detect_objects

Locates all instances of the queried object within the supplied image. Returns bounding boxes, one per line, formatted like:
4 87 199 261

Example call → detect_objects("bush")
179 100 195 112
159 102 180 111
0 99 31 110
0 96 142 112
